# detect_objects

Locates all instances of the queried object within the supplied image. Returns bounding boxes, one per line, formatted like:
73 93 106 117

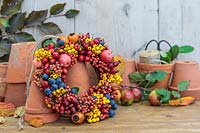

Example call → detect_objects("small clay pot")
169 61 200 100
0 62 8 102
137 62 174 89
121 59 137 87
66 62 90 96
24 83 59 123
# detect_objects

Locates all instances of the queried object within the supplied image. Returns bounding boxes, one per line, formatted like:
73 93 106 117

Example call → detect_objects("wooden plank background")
21 0 199 62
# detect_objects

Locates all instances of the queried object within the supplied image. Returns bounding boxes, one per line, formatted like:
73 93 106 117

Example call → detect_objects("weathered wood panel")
75 0 158 58
159 0 200 61
20 0 200 62
21 0 75 40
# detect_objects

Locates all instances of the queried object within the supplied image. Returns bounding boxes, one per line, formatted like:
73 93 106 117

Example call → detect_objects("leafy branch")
156 80 190 104
128 70 167 88
0 1 80 62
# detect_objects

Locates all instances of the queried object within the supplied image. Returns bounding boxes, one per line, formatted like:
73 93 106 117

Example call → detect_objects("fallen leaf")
28 118 44 128
0 102 15 117
14 106 25 118
168 96 195 106
0 117 6 124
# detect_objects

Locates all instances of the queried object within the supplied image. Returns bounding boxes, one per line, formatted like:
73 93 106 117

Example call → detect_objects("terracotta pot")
137 62 174 89
5 42 35 106
0 62 8 102
121 59 137 87
5 83 26 106
86 63 98 86
169 61 200 100
66 62 90 96
24 83 59 123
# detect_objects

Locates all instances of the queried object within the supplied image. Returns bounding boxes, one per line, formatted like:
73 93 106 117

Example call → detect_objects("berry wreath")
32 33 122 124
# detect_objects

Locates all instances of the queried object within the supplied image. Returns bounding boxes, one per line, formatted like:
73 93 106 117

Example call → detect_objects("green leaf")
65 9 80 18
160 95 171 103
171 90 180 99
0 54 10 62
25 10 48 27
0 39 13 57
145 73 156 83
40 22 62 35
128 72 146 83
156 88 171 103
0 17 9 28
178 80 190 91
0 47 8 57
156 88 170 96
12 32 35 42
146 70 167 82
179 45 194 53
0 0 24 16
169 45 179 61
6 12 26 33
50 3 66 15
160 51 167 58
71 87 79 95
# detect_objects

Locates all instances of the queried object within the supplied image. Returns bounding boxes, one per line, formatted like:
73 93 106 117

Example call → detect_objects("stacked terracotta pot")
169 61 200 100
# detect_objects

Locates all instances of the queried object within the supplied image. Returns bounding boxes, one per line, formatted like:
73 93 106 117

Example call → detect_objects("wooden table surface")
1 102 200 133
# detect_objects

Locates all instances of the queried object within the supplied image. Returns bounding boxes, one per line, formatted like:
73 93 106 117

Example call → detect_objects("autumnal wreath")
32 33 122 124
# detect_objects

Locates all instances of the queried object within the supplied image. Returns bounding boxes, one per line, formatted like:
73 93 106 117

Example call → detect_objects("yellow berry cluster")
85 37 92 43
87 106 101 123
91 44 105 56
99 73 122 84
93 93 110 104
35 48 52 61
64 44 78 57
52 88 66 97
50 73 61 79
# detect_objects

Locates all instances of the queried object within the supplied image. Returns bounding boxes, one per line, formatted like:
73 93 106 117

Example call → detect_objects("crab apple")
85 56 90 62
33 58 42 68
52 52 59 59
49 48 54 53
59 54 71 67
120 88 134 106
132 88 142 102
78 55 85 62
50 58 56 64
74 43 80 51
99 50 113 63
42 81 49 88
80 50 86 55
93 38 99 44
48 43 54 49
42 58 49 64
149 90 161 106
87 50 93 57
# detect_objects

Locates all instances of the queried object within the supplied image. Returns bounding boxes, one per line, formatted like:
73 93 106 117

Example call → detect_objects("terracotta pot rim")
175 60 198 65
0 62 8 66
169 86 200 91
25 108 53 114
137 61 174 67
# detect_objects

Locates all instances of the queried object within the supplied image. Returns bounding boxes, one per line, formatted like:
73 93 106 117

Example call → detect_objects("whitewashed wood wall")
22 0 200 62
